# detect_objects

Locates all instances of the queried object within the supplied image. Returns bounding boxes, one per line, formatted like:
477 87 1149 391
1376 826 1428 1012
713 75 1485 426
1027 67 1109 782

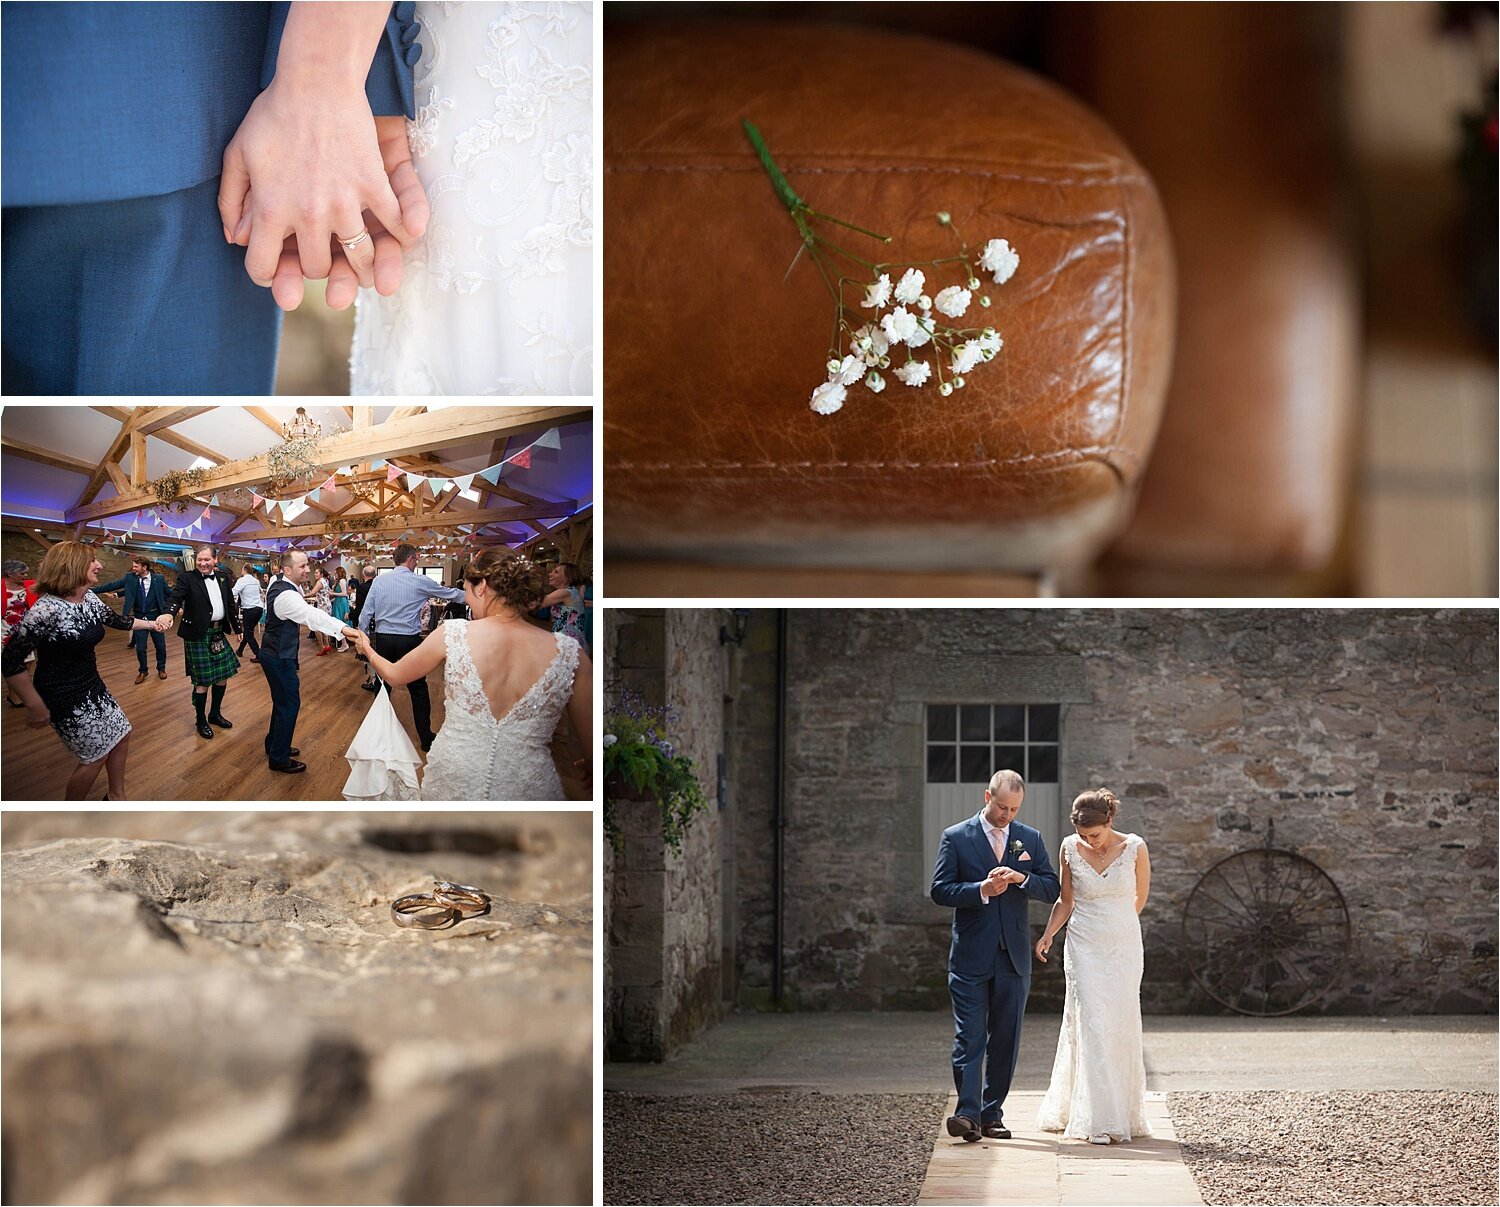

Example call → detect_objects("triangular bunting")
405 472 423 493
454 473 475 492
387 464 402 483
509 448 533 470
532 428 561 450
478 465 503 486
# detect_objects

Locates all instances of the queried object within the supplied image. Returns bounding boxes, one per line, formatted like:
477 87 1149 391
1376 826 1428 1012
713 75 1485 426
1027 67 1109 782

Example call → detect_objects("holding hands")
218 4 430 311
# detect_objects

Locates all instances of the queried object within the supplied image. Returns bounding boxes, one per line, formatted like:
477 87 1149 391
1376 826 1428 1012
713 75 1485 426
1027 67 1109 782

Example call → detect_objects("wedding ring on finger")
338 229 371 251
433 880 490 915
391 892 459 929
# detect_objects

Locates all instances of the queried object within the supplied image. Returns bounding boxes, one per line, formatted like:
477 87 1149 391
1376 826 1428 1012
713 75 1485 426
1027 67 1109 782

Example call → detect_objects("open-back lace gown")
1037 833 1153 1143
419 621 579 800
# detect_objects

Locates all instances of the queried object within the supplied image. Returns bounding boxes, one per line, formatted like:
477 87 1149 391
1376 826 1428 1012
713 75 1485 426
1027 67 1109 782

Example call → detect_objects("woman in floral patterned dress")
2 542 172 799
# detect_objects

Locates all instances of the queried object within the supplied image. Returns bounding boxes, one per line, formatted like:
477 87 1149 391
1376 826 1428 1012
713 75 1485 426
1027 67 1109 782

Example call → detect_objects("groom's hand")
981 868 1009 898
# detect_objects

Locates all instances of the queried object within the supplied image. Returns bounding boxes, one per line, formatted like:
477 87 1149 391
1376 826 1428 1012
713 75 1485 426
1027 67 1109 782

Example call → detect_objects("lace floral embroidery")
351 1 593 397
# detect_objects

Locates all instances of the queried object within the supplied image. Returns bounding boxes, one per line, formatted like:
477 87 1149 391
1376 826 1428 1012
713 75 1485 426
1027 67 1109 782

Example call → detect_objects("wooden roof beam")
230 501 577 542
1 436 96 475
66 406 587 525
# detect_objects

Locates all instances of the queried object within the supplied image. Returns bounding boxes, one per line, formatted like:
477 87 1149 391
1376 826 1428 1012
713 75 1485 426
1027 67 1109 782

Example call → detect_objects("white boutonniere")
743 120 1018 416
1010 839 1024 855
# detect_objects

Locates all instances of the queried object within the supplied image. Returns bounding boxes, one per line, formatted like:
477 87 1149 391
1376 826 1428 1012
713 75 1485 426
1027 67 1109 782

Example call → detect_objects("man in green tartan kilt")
164 546 242 741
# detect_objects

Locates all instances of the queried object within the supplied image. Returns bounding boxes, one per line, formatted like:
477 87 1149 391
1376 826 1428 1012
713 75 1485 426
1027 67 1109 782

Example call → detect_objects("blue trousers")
949 964 1030 1125
259 653 300 766
2 175 281 394
131 628 167 673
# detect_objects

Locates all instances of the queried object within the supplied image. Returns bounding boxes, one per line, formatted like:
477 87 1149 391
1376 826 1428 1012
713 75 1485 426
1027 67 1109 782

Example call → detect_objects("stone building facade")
605 609 1498 1059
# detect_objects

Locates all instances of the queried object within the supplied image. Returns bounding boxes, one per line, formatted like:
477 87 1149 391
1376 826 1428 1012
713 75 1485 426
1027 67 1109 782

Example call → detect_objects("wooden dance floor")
2 631 589 802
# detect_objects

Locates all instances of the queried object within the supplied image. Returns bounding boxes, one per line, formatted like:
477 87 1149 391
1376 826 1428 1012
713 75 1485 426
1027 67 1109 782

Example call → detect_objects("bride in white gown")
1035 789 1154 1144
350 0 593 395
353 550 591 799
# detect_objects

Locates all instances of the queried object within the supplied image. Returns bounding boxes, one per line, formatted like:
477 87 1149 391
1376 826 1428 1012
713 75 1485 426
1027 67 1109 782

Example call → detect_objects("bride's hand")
1035 934 1053 963
325 116 431 310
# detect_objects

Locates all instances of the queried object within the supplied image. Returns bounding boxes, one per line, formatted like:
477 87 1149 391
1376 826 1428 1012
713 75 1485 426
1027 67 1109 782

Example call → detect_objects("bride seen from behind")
1035 788 1154 1144
352 549 591 800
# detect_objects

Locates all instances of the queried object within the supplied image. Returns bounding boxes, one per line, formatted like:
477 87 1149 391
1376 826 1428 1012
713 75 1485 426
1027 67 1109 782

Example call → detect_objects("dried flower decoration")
743 120 1020 416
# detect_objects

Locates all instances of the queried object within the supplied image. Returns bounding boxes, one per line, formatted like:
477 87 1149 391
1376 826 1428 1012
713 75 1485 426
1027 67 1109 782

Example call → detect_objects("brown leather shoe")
945 1115 980 1143
157 670 168 680
982 1122 1011 1140
134 672 148 685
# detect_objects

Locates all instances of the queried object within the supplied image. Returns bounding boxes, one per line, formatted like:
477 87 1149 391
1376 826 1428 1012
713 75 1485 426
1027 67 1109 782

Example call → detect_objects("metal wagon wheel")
1180 820 1351 1016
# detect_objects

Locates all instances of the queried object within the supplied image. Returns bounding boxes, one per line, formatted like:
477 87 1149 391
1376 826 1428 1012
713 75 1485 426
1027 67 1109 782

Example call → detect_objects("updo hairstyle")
1070 788 1120 828
465 549 545 612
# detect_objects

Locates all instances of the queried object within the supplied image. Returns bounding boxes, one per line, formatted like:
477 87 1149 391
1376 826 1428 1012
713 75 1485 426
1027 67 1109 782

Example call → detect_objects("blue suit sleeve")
261 2 421 120
1020 836 1062 905
93 577 128 595
931 831 985 910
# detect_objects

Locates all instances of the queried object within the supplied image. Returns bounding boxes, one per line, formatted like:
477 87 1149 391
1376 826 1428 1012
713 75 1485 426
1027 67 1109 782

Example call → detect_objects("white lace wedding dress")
419 621 580 800
350 1 593 395
1037 833 1153 1143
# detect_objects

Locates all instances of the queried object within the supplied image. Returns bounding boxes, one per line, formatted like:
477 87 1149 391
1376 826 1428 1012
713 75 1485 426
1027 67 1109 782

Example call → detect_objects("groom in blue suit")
1 1 420 394
931 768 1060 1142
95 556 172 681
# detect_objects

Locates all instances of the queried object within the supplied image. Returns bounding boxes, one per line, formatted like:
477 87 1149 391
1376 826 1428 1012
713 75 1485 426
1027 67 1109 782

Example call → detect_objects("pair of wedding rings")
390 880 490 930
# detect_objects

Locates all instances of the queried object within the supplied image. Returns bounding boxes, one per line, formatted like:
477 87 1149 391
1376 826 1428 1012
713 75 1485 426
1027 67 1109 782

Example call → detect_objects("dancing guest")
331 565 350 622
358 543 464 751
260 550 362 774
350 563 380 692
1 542 172 799
163 546 241 740
3 559 34 706
304 564 334 656
233 562 264 662
95 556 171 683
541 562 590 653
350 550 593 799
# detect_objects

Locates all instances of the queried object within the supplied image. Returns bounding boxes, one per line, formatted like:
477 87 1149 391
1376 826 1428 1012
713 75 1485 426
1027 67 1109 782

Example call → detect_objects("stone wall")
732 609 1498 1015
1 529 173 586
604 609 728 1059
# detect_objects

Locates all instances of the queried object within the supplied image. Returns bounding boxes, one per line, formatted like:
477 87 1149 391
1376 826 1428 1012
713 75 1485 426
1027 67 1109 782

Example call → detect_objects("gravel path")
1169 1091 1498 1206
605 1091 947 1205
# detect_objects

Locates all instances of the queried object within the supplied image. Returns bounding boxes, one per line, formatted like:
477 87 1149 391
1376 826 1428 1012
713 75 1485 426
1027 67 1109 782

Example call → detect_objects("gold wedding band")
391 892 458 929
339 229 371 251
433 880 490 915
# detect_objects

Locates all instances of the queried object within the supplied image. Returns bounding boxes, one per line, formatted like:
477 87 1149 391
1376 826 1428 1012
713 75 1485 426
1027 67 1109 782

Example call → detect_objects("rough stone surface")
605 610 728 1059
609 610 1498 1026
1 811 591 1206
603 1090 944 1205
1169 1090 1498 1205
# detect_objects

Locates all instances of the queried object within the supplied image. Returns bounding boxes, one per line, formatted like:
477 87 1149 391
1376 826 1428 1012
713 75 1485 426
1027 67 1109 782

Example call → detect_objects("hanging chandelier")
282 407 322 442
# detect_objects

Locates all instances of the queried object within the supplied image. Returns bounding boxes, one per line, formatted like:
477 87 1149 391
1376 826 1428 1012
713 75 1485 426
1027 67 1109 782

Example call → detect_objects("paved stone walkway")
916 1092 1203 1207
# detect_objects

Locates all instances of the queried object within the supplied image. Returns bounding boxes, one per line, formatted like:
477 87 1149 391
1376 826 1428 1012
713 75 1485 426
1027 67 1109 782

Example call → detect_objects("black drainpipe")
772 608 788 1004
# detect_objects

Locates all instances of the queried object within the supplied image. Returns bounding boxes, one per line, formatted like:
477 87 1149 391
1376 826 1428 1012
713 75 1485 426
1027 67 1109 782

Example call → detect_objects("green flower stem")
743 119 805 214
803 207 893 244
744 119 893 243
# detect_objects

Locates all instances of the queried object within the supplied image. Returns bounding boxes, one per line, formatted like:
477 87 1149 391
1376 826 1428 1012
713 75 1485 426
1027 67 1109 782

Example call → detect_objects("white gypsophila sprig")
743 121 1021 416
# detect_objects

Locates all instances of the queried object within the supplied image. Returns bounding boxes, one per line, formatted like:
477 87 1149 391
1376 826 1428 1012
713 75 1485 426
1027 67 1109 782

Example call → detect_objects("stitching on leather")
613 448 1137 472
607 163 1143 188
